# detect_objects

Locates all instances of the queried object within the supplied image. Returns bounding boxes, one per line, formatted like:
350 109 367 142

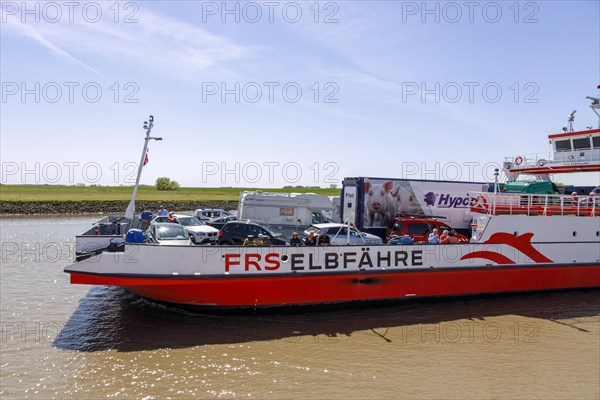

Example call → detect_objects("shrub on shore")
155 177 180 191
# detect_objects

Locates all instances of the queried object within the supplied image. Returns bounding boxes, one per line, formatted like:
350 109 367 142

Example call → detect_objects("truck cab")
385 216 468 244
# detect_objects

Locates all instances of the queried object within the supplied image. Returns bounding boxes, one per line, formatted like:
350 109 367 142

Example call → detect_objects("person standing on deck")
585 192 598 207
305 231 317 246
568 192 579 206
318 231 331 246
290 232 303 246
428 229 440 244
440 230 450 245
158 205 168 216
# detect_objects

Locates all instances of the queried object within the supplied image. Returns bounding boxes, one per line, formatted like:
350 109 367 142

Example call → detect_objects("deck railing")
468 192 597 217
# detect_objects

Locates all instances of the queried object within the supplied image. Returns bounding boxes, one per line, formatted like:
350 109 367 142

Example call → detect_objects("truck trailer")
341 177 488 238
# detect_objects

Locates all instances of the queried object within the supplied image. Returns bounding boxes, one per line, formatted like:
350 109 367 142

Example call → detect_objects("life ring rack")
470 195 489 212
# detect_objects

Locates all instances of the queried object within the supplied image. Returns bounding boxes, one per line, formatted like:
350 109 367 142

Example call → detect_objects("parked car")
385 216 468 243
145 223 193 246
204 216 236 231
387 235 414 245
217 220 289 245
303 223 383 245
195 209 235 222
152 214 219 244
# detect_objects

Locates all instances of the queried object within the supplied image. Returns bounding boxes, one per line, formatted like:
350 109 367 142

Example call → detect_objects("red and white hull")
65 212 600 309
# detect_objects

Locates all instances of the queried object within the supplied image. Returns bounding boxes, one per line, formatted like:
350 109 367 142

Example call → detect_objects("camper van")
238 191 341 232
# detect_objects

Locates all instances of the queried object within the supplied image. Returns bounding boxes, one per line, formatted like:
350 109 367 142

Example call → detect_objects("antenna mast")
124 116 162 220
567 110 576 132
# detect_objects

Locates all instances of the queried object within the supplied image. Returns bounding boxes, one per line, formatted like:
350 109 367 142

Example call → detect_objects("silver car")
146 223 193 246
152 214 219 244
304 223 383 245
195 209 235 222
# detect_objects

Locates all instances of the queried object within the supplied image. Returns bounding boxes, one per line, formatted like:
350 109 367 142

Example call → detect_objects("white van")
238 191 340 228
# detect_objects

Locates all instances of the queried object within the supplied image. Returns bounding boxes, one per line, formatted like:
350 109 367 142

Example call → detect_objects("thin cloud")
5 21 105 78
2 6 255 82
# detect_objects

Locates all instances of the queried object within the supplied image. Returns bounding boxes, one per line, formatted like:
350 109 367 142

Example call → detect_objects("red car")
385 217 468 244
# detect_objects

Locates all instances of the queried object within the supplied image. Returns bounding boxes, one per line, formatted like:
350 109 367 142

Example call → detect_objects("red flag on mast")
143 150 149 166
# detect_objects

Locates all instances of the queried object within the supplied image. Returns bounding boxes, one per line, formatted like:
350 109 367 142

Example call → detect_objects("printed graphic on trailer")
363 178 485 227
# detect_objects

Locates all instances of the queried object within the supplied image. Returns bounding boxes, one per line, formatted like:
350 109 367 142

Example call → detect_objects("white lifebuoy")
514 156 523 165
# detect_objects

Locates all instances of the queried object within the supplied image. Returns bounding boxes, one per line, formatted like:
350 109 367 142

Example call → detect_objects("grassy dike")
0 185 340 215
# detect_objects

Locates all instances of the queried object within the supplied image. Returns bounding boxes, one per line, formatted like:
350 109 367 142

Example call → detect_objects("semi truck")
341 177 489 238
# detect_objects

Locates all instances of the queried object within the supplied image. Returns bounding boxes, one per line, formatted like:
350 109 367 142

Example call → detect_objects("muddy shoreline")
0 200 239 216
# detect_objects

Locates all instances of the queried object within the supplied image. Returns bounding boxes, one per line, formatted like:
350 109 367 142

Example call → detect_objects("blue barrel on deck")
126 229 145 243
140 210 153 221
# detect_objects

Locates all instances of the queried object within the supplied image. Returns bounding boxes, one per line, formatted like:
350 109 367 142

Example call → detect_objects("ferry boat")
64 96 600 310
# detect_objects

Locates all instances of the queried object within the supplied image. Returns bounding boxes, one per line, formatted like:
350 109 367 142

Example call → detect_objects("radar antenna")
567 110 576 132
585 84 600 128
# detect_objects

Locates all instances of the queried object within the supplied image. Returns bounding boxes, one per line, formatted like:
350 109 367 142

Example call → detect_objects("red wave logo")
460 232 553 265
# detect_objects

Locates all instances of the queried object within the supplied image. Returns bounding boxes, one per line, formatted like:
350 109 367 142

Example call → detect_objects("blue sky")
1 0 599 188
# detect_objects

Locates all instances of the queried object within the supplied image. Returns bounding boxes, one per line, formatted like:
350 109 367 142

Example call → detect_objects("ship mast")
125 116 162 220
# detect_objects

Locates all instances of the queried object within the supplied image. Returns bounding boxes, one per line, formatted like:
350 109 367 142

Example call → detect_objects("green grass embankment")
0 185 340 215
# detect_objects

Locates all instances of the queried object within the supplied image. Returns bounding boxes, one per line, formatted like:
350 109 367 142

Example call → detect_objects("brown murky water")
1 217 599 399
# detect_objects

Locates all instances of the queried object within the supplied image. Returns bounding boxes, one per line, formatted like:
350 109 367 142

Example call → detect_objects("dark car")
205 216 236 231
387 235 414 245
217 220 289 245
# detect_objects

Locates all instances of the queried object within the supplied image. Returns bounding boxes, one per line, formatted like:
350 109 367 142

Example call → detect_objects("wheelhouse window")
555 139 572 152
592 136 600 149
572 137 591 150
